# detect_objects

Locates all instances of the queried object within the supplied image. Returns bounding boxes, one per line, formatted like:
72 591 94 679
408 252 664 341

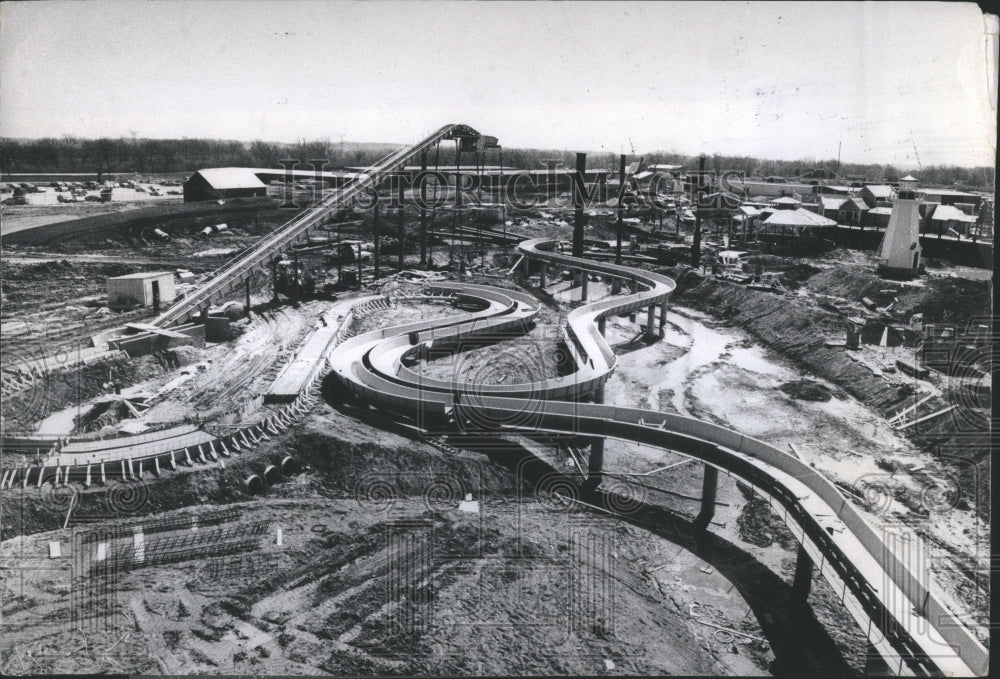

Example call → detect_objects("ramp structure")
149 124 491 328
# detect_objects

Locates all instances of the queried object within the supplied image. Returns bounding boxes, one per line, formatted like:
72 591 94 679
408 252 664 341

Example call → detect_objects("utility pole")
692 154 705 269
615 154 626 265
397 177 405 272
373 204 381 280
419 149 428 268
573 152 586 258
452 140 460 265
356 241 363 290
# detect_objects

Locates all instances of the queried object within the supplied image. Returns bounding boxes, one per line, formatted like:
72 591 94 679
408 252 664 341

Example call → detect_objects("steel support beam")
792 543 814 605
693 464 718 531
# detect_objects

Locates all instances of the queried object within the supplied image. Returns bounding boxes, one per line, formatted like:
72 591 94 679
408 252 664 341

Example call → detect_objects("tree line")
0 136 992 189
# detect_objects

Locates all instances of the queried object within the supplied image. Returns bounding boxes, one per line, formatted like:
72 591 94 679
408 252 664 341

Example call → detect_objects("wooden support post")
245 278 252 317
646 305 657 338
598 316 606 336
539 262 547 288
581 273 589 302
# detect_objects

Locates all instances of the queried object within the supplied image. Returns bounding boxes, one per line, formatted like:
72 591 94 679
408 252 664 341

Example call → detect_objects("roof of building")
398 165 509 172
845 196 869 211
108 271 174 280
192 167 364 190
649 164 683 171
929 204 978 222
771 196 802 206
900 174 919 181
738 205 761 216
194 168 267 190
862 184 894 198
820 196 844 211
869 206 893 215
634 171 654 181
921 187 978 198
763 208 837 227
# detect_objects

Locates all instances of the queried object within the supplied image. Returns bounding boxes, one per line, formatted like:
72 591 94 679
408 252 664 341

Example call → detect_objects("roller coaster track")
148 124 486 328
326 238 987 676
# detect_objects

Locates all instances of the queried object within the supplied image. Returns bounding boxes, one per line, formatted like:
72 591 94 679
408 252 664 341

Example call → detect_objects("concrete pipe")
280 456 300 475
244 475 266 494
263 465 281 485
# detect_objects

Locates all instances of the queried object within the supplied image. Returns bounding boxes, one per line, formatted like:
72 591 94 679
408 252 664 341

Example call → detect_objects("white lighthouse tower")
876 176 922 277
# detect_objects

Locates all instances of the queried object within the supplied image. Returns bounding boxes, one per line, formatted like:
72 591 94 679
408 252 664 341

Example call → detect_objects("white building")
107 271 176 309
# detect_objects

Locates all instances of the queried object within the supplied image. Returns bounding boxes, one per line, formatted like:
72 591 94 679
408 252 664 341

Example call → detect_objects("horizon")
1 1 997 169
2 135 992 173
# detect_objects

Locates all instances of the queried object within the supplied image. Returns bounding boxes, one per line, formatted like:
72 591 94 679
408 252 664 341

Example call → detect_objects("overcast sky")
1 1 996 167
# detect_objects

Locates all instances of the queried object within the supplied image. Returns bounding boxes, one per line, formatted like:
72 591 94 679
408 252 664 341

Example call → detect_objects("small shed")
107 271 176 309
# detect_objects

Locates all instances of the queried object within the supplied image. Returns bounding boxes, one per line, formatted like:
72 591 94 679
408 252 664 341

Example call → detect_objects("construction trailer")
107 271 176 309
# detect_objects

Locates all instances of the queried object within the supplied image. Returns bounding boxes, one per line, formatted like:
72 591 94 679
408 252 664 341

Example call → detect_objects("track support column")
581 273 589 301
245 278 252 317
598 316 606 336
791 543 814 605
646 305 657 339
584 382 606 492
693 464 718 531
864 641 891 676
659 299 669 337
539 262 547 288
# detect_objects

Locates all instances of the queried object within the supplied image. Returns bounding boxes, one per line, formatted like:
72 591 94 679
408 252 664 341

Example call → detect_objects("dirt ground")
0 206 990 675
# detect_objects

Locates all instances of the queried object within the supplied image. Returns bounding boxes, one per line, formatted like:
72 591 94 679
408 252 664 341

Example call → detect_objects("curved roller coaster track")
1 126 986 676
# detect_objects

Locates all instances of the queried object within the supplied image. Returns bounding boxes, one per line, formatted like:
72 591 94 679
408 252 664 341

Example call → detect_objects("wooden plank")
125 323 188 339
888 394 934 423
896 405 957 430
